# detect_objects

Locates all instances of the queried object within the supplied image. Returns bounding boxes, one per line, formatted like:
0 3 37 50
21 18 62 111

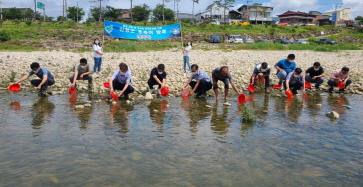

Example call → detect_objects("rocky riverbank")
0 50 362 98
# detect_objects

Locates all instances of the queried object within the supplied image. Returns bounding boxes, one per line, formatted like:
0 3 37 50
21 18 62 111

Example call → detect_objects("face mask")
95 41 99 44
120 72 126 76
288 60 293 63
314 68 319 71
261 68 267 72
188 42 191 46
340 73 346 76
158 72 163 75
33 70 39 74
80 65 86 69
191 72 197 76
294 74 300 78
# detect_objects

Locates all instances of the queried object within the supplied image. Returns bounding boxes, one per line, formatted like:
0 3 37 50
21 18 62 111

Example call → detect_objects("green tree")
214 0 236 23
251 3 262 25
67 6 85 22
104 6 121 19
45 16 54 22
89 6 106 22
89 0 109 22
132 4 151 22
355 16 363 20
153 4 174 21
3 7 22 20
57 16 66 21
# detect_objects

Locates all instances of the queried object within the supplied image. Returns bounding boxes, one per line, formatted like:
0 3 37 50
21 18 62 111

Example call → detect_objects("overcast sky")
1 0 362 21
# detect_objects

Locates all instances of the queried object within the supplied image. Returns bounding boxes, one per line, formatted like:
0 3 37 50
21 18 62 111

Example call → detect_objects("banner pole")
102 21 105 45
180 23 184 48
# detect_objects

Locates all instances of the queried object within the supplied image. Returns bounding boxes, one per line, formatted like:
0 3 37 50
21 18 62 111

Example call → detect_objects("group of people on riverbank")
9 38 353 100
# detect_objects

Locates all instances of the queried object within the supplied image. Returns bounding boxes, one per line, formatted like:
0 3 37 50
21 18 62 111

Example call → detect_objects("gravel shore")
1 50 362 97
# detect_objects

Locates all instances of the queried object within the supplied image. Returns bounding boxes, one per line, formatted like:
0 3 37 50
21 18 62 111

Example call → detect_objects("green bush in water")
241 106 256 123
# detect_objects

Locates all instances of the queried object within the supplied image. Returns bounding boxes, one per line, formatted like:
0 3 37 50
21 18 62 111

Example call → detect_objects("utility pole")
0 0 2 20
246 0 252 21
43 4 45 21
334 3 343 27
130 0 133 22
65 0 68 21
63 0 64 21
34 0 37 21
76 1 78 23
176 0 179 22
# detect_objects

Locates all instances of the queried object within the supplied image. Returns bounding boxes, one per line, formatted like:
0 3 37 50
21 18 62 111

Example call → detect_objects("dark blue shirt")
149 68 166 80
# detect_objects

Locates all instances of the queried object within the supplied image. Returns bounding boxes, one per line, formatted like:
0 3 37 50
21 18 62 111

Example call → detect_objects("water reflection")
30 97 55 129
110 103 134 133
9 102 21 111
284 98 303 122
304 92 323 115
327 94 349 115
180 98 211 134
211 103 230 136
147 100 168 132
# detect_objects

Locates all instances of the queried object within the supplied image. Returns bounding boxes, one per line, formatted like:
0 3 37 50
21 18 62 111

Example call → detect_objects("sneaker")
197 93 206 98
328 87 333 93
124 94 129 100
38 90 46 97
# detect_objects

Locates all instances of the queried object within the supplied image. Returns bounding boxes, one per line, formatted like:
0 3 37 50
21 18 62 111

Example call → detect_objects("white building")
195 2 230 23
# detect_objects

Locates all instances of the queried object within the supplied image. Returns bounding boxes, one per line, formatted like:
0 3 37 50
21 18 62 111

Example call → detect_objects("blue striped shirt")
190 69 211 82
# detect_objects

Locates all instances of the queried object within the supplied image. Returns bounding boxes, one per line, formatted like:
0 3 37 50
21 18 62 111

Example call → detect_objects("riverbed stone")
75 105 85 109
326 111 340 119
144 92 153 100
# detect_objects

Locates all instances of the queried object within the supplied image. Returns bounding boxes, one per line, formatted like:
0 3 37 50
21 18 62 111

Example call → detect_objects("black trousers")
147 77 162 89
190 80 212 96
112 80 134 96
31 78 55 91
283 81 303 94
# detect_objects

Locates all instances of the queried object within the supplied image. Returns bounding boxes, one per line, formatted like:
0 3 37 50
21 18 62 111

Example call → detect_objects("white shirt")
93 44 103 58
184 45 192 57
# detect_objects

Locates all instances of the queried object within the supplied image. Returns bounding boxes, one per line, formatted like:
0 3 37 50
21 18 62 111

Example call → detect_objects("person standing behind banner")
93 38 104 73
182 40 192 73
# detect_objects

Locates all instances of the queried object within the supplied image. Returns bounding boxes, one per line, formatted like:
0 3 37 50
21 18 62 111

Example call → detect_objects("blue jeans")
183 56 190 72
305 75 324 88
276 71 287 85
94 57 102 72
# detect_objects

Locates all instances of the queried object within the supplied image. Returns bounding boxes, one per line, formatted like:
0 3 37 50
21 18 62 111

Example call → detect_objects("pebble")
316 104 322 107
205 105 212 108
223 102 231 106
126 100 131 104
75 105 85 109
112 101 117 105
144 92 153 100
84 103 92 107
326 111 340 119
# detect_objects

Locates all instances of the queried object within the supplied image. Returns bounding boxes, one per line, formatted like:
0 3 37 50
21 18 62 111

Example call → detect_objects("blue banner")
104 20 181 40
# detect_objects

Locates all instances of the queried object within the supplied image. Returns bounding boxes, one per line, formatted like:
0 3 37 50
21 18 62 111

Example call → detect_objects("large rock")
326 111 339 119
144 92 153 100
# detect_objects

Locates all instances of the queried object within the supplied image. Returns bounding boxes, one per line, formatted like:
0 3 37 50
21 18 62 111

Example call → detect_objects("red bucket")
160 87 169 97
238 94 247 104
110 92 119 101
286 90 293 98
68 86 77 95
273 85 282 90
247 84 255 93
103 82 110 88
304 81 311 88
181 89 191 99
8 83 21 92
337 82 345 89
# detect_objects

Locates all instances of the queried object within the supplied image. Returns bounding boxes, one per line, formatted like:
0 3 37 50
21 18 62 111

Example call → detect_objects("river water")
0 91 362 186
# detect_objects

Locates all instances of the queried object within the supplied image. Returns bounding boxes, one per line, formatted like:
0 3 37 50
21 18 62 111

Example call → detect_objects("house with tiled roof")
277 11 317 25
